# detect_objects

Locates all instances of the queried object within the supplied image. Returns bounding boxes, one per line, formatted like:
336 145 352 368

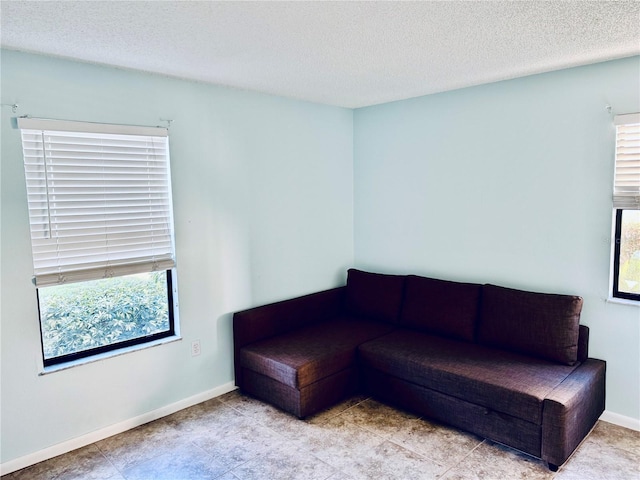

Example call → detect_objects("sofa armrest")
233 286 346 387
541 358 606 467
577 325 589 363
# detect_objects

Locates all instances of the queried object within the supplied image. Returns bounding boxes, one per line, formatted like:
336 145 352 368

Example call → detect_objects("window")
18 118 177 366
611 114 640 302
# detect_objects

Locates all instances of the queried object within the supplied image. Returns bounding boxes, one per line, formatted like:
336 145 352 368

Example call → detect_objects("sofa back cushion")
478 284 583 365
399 275 481 342
346 269 405 324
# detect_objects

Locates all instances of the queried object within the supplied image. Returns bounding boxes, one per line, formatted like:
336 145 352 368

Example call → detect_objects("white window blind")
613 113 640 209
18 118 175 287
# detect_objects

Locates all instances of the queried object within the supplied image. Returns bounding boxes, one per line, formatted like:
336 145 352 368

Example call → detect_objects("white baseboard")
0 382 237 476
600 410 640 431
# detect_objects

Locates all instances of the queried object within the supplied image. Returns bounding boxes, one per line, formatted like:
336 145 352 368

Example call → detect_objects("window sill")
606 297 640 307
39 335 182 375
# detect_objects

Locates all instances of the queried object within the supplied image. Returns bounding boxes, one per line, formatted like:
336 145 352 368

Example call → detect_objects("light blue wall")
354 57 640 420
2 48 639 467
0 50 354 463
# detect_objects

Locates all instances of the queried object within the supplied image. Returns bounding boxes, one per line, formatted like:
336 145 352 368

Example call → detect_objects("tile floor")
3 391 639 480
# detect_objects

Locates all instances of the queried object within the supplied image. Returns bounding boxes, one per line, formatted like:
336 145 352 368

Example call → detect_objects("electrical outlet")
191 340 201 357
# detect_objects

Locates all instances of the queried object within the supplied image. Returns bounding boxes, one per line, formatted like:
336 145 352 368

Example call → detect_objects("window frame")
37 269 177 368
611 209 640 303
610 113 639 305
18 118 179 367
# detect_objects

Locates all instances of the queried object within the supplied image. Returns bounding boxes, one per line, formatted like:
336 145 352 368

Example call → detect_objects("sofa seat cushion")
358 329 578 424
240 316 395 389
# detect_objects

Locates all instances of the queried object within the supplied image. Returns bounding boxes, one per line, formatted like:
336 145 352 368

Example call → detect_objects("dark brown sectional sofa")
233 269 606 470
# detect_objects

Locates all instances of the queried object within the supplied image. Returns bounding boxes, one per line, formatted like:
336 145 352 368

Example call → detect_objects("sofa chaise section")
239 316 395 417
233 272 405 417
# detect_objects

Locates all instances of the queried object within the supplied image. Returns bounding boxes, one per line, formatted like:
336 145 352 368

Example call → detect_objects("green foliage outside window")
39 271 170 359
618 211 640 295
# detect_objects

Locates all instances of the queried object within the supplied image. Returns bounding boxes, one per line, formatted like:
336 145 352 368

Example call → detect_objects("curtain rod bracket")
1 103 19 113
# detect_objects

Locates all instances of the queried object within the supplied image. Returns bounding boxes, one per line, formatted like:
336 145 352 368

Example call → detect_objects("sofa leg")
548 463 559 472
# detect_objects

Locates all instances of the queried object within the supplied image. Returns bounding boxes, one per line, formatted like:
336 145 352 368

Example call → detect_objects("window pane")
38 271 171 361
618 210 640 296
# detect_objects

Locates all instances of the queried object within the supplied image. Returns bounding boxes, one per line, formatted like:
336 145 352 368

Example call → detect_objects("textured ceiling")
1 1 639 108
